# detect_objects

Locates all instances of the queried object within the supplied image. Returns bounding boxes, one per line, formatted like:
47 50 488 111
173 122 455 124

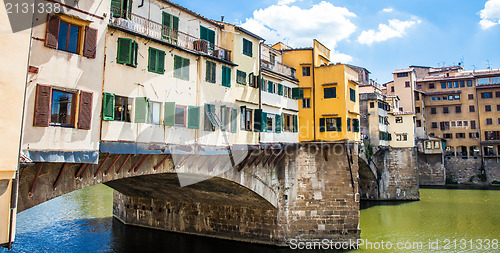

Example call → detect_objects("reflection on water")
2 185 500 252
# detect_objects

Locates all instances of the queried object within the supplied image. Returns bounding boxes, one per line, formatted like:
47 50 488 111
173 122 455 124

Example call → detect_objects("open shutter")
102 92 115 121
240 106 246 130
117 38 132 64
134 97 148 123
200 26 208 41
158 50 165 74
111 0 122 17
83 27 98 58
254 109 262 132
45 14 60 49
336 118 342 132
319 118 325 132
291 87 300 99
231 108 237 133
282 113 286 131
293 115 298 132
208 29 215 45
278 84 284 95
299 88 304 99
33 84 52 127
275 114 281 133
164 102 175 126
78 91 93 130
148 48 156 72
172 16 179 31
131 41 138 67
162 12 171 28
188 106 200 129
261 112 267 132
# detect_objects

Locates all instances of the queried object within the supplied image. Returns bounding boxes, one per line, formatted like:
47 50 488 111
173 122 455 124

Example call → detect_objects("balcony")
261 61 296 80
109 7 231 62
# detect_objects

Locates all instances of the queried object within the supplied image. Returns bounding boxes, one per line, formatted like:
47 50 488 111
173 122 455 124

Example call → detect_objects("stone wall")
444 157 482 184
484 158 500 184
417 154 445 186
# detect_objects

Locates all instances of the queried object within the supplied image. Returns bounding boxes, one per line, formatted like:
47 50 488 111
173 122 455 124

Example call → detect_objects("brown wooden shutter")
83 27 98 58
77 91 93 130
34 84 52 127
45 14 60 49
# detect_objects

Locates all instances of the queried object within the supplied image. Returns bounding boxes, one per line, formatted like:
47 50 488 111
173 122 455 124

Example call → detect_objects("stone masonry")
417 154 445 186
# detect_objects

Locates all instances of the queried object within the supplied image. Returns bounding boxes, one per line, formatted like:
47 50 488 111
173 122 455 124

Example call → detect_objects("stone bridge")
18 142 360 246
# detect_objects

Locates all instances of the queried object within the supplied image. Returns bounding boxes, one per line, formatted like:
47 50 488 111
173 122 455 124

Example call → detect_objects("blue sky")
174 0 500 83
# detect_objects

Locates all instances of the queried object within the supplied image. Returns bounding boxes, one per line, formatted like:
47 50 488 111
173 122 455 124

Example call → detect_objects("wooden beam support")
29 163 43 196
254 152 267 167
79 164 92 179
128 154 145 173
134 154 151 172
198 155 211 170
52 163 68 190
75 163 87 178
116 154 131 174
94 153 111 177
269 150 283 166
247 151 263 168
274 152 286 166
153 154 171 171
237 150 254 172
105 154 122 175
208 155 223 172
263 150 276 166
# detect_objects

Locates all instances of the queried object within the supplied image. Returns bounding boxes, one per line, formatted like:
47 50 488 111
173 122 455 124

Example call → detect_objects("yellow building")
278 40 360 142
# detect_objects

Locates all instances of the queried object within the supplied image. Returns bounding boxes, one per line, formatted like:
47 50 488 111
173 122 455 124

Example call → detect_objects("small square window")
51 89 76 127
175 106 187 127
302 66 311 77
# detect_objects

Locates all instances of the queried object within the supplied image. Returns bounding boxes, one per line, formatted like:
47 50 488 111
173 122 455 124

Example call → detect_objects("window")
206 61 216 83
51 89 76 127
496 91 500 98
269 53 276 64
431 97 436 101
267 81 274 93
417 85 422 89
481 92 493 99
222 66 231 87
350 88 356 102
283 113 293 132
395 117 403 123
431 122 438 129
469 106 475 112
243 38 253 57
200 26 215 45
111 0 132 18
117 38 138 67
324 87 336 99
447 82 452 88
454 95 460 100
370 102 375 108
320 118 341 132
451 121 456 127
486 118 493 125
397 72 409 78
347 118 351 132
114 95 132 122
443 133 453 139
416 107 421 113
57 21 81 54
148 47 165 74
456 106 461 113
415 93 420 101
429 83 435 89
453 81 459 88
391 86 395 92
467 80 473 87
220 106 231 132
204 104 219 131
464 121 468 127
416 120 422 127
248 73 256 88
240 106 253 131
431 107 437 114
469 132 479 139
236 70 247 85
441 82 446 89
478 78 490 85
460 81 465 87
497 105 500 111
486 105 492 112
471 120 476 129
148 101 161 125
468 94 474 100
443 107 449 114
302 66 311 76
175 106 186 127
405 81 410 88
498 118 500 125
456 133 465 139
174 55 190 80
396 134 408 141
266 114 274 132
44 15 97 58
353 119 359 133
485 131 500 140
161 12 179 43
302 98 311 108
440 121 450 131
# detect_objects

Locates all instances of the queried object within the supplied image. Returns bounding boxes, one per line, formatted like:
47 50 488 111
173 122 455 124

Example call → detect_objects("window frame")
50 88 77 128
174 105 187 127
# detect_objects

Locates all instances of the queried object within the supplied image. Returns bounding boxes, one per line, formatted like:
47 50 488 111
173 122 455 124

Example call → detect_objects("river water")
2 185 499 252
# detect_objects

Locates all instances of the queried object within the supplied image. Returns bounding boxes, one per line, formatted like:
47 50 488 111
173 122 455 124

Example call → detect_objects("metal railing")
261 61 296 79
109 7 231 62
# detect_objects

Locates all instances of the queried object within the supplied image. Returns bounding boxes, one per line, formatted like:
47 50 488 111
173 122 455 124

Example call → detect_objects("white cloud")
240 1 357 62
381 8 393 13
277 0 298 5
357 18 421 45
479 0 500 29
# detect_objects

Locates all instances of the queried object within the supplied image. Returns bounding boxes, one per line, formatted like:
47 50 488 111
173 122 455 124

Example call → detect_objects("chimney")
221 16 224 22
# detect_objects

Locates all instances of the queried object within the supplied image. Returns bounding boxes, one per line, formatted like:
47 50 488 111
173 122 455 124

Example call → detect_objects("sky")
173 0 500 83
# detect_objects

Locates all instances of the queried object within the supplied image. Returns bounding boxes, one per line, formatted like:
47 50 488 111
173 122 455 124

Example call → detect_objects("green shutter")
261 78 265 91
268 81 273 93
117 38 132 65
200 26 208 41
336 117 342 132
148 48 156 72
299 88 304 99
111 0 122 17
172 16 179 31
162 12 171 28
278 84 283 95
131 41 138 67
188 106 200 129
222 66 231 87
282 113 285 130
292 87 300 99
275 114 281 133
208 29 215 45
102 93 115 121
261 111 267 132
243 38 252 57
254 109 262 132
158 50 165 74
174 55 182 78
293 115 298 132
353 118 359 133
135 97 149 123
231 108 237 133
164 102 175 126
319 118 325 132
182 58 190 80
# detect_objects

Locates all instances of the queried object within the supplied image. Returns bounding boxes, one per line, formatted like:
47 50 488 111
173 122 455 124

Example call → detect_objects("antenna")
486 60 491 70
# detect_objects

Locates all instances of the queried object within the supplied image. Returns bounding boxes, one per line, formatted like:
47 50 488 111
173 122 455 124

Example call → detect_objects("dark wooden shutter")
254 109 262 132
78 91 93 130
83 27 98 59
45 14 60 49
336 118 342 132
319 118 325 132
34 84 52 127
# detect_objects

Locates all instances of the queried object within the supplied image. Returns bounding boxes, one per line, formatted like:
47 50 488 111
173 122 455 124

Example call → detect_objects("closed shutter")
45 14 60 49
78 91 93 130
282 113 285 131
117 38 132 64
278 84 283 95
240 106 246 130
172 16 179 31
336 118 342 132
293 115 298 132
292 87 300 99
135 97 149 123
353 119 359 132
188 106 200 129
254 109 262 132
33 84 52 127
83 27 97 58
231 108 237 133
110 0 122 17
220 105 227 131
148 48 156 72
164 102 175 126
261 111 267 132
275 114 281 133
347 118 351 132
200 26 208 41
158 50 165 74
174 56 182 78
222 66 231 87
319 118 325 132
182 58 190 80
102 92 115 121
299 88 304 99
162 12 171 28
268 81 273 93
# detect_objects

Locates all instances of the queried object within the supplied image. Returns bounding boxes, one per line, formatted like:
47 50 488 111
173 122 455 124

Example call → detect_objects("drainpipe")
258 40 263 145
311 47 316 141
